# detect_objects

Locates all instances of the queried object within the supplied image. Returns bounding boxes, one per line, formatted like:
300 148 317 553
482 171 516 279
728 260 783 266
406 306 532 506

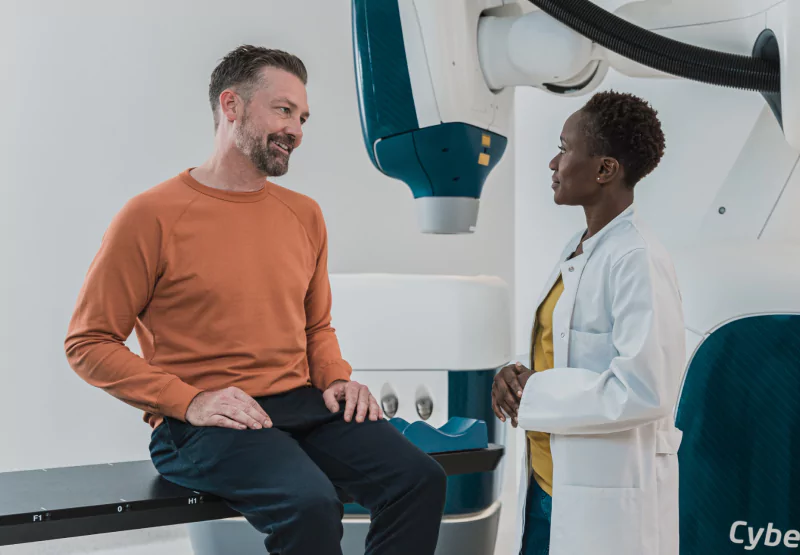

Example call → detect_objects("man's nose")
286 120 303 146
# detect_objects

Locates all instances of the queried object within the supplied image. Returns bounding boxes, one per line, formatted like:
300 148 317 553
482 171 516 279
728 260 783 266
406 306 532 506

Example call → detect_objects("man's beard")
235 111 292 177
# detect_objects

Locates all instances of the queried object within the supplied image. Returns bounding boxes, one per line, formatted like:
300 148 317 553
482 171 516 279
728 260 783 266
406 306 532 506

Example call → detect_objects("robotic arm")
352 0 798 233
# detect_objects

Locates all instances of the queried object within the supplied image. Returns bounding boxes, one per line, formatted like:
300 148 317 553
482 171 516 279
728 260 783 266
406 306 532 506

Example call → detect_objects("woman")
492 91 686 555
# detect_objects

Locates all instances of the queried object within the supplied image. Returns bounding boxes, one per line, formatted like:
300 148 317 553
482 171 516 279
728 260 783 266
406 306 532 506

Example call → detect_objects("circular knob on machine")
416 396 433 420
415 385 434 421
380 383 398 418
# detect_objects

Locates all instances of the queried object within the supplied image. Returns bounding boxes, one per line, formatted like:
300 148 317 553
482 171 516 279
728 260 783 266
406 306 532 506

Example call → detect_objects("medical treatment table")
0 442 503 546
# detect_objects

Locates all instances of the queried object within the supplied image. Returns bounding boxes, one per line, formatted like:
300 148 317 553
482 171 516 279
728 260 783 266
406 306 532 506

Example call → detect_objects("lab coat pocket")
550 485 645 555
568 330 616 371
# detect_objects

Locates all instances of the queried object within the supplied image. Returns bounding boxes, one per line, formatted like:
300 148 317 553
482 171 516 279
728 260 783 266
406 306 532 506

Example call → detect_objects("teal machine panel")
445 370 498 515
676 315 800 553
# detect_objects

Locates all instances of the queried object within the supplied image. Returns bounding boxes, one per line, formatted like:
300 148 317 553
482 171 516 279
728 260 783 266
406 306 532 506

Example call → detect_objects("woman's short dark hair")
580 91 665 187
209 45 307 130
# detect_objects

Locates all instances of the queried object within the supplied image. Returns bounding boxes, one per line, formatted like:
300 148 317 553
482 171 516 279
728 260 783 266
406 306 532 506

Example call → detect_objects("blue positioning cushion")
388 417 489 453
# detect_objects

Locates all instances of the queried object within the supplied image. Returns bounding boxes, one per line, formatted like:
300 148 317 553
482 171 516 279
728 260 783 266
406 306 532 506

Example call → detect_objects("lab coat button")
560 332 566 338
568 266 574 272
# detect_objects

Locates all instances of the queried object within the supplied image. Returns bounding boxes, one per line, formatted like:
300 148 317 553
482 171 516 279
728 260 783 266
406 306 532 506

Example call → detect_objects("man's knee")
291 485 343 524
403 452 447 500
256 483 343 553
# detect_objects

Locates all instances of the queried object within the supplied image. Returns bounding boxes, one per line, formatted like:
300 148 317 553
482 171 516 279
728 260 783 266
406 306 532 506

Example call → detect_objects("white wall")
513 70 765 354
1 1 514 553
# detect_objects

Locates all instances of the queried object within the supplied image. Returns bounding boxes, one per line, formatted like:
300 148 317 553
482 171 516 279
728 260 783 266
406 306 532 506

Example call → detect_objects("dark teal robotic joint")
375 123 508 200
352 0 508 224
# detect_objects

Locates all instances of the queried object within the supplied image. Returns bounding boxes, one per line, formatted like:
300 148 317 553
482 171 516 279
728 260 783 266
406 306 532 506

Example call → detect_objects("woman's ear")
597 157 620 185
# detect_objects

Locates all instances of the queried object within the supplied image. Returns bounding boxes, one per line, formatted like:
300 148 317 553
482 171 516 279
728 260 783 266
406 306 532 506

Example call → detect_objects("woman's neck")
582 192 634 241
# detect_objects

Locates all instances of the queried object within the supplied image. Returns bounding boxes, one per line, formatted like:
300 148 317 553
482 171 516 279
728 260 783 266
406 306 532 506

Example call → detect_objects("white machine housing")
672 242 800 375
396 0 516 137
363 0 800 235
477 0 800 147
330 273 512 428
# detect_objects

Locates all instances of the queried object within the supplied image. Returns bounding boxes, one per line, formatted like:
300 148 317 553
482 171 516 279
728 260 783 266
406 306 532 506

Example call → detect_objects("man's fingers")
231 396 271 428
322 389 341 414
330 381 347 400
251 399 270 422
344 383 359 422
368 395 382 421
355 386 370 423
220 405 261 430
231 388 268 418
232 407 262 429
230 388 271 426
210 414 247 430
244 404 272 428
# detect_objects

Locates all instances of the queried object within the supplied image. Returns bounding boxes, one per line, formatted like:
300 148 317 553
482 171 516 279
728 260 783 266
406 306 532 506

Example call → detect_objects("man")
65 45 446 555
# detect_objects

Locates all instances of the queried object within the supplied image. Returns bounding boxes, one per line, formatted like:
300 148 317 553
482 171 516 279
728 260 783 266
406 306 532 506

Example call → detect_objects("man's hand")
185 387 272 430
323 380 383 423
492 362 534 428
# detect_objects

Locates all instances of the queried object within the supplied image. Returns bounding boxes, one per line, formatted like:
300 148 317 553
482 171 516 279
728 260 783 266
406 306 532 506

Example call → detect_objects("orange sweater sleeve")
64 197 202 420
304 206 352 391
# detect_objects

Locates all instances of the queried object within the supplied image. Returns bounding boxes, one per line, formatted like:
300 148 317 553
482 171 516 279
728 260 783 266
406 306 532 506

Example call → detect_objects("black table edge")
0 444 504 546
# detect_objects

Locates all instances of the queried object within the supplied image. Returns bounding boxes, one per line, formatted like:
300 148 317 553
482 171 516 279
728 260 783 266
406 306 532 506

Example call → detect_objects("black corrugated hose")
531 0 781 93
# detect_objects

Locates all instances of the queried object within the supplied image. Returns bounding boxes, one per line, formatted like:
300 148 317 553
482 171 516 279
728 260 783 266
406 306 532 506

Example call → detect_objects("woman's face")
549 110 610 206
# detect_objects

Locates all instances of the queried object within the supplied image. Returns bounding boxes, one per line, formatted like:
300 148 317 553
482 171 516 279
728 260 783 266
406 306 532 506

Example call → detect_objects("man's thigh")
298 415 444 509
151 416 340 510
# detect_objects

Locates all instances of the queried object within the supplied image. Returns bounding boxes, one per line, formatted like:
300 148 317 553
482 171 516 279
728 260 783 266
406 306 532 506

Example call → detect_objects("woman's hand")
492 362 534 427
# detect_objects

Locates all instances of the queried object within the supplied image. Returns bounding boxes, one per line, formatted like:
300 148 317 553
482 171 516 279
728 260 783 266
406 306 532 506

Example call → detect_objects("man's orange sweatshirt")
65 169 352 429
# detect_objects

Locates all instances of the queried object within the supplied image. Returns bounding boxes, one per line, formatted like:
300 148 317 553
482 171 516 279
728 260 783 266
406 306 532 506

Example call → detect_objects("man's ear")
597 157 620 184
218 89 241 124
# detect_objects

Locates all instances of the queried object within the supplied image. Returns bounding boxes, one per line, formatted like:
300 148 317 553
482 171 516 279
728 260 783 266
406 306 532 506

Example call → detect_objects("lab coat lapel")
530 233 583 332
551 205 636 369
524 234 582 370
552 254 587 369
535 264 564 317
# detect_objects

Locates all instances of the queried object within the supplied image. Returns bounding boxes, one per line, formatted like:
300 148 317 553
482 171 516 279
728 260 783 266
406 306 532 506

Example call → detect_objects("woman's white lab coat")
513 205 686 555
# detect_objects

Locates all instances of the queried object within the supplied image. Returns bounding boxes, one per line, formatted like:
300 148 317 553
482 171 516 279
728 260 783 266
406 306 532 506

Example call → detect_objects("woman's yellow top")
527 275 564 496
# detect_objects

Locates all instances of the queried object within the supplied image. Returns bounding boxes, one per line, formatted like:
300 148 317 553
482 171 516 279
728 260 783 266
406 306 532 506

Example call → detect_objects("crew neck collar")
179 168 271 203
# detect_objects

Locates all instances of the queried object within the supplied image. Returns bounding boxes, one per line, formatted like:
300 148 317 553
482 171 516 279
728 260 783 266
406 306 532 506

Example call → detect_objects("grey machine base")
188 501 502 555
